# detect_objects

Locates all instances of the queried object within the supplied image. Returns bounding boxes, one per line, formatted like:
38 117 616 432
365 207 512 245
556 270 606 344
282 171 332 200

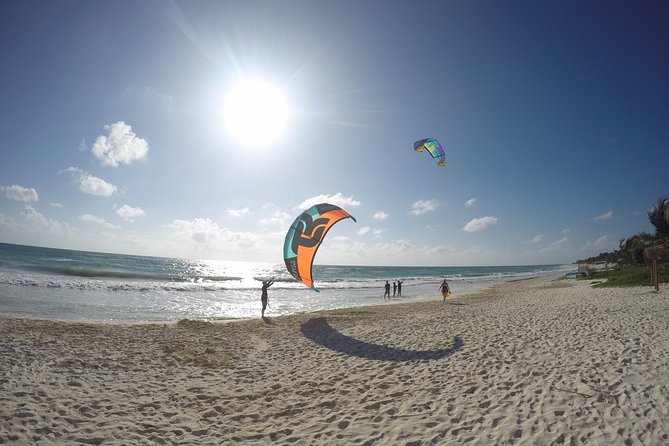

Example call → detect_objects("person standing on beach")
261 279 275 317
384 280 390 298
397 280 404 297
393 281 397 297
440 279 451 302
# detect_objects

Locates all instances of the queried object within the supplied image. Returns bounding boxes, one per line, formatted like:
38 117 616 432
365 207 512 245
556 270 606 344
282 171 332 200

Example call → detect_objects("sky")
1 0 668 266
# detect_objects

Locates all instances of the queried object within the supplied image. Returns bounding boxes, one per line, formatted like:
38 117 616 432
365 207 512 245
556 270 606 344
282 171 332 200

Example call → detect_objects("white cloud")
167 218 256 247
357 226 371 236
2 185 38 202
259 211 291 227
79 138 87 152
91 121 149 167
79 213 120 229
226 207 251 218
561 229 571 234
410 199 438 216
50 202 64 208
540 237 570 253
595 210 613 221
462 216 498 232
465 198 477 207
373 211 389 220
116 204 145 222
529 234 544 243
0 213 18 231
61 167 117 197
297 193 362 210
20 205 74 238
580 236 611 253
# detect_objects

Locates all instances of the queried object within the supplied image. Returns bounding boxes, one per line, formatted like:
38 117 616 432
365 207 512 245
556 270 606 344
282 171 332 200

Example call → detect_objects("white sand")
1 275 669 445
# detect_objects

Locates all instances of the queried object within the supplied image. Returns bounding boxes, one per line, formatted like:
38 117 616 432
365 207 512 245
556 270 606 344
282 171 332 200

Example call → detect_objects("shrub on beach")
590 263 669 288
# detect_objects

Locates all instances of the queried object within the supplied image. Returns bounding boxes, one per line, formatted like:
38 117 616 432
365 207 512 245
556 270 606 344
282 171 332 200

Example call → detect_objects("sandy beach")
1 275 669 445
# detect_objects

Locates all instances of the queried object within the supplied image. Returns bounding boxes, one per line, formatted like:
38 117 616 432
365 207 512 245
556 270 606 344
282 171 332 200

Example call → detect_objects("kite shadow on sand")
300 317 463 361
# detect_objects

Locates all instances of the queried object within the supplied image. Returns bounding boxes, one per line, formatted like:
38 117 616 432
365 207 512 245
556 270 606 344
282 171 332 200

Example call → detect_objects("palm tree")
648 196 669 242
619 232 655 265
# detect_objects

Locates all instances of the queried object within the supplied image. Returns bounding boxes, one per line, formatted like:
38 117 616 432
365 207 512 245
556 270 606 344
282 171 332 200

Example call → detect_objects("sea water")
0 242 571 323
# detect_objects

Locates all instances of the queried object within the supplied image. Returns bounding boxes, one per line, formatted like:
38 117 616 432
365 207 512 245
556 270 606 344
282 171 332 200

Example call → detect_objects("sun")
223 79 290 145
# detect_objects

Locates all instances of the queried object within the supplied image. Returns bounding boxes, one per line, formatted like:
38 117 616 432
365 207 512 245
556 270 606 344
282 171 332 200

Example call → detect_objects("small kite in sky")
414 138 446 167
284 203 356 291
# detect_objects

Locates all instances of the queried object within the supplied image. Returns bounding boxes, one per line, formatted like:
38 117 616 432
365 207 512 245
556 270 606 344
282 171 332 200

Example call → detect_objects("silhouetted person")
384 280 390 298
393 281 397 297
261 279 275 317
397 280 404 297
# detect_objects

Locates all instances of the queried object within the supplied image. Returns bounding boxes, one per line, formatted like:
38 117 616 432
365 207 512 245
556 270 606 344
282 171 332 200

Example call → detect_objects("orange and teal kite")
414 138 446 167
284 203 356 291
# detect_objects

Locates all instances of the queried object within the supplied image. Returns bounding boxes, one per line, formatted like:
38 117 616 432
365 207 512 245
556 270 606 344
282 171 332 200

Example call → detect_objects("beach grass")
590 263 669 288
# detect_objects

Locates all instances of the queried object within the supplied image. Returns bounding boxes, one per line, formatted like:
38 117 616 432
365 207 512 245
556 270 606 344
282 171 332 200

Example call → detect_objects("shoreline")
2 275 668 444
0 270 563 325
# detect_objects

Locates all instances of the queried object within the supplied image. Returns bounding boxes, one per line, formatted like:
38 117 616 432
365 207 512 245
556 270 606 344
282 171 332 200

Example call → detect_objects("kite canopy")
414 138 446 167
284 203 356 291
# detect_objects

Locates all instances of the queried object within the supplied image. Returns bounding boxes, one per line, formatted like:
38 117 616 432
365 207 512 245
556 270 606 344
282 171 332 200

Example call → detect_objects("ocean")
0 242 571 323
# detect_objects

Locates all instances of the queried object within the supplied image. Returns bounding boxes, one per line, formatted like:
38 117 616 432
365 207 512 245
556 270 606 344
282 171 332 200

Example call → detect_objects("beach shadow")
300 317 463 361
262 316 274 325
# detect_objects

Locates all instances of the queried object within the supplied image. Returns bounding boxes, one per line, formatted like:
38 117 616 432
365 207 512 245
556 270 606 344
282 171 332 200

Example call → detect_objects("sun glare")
223 80 289 145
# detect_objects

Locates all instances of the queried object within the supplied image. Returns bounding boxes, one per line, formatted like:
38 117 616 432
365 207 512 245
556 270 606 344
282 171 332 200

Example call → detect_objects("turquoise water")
0 242 570 323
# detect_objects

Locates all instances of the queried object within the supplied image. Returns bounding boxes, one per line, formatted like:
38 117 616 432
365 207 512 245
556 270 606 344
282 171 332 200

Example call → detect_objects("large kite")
414 138 446 167
284 203 356 291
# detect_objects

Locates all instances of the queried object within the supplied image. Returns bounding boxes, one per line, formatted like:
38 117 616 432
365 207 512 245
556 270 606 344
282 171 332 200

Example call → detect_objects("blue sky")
1 0 667 266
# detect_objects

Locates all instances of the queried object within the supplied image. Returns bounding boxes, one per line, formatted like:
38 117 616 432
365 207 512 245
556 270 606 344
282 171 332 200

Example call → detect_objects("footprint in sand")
247 334 270 361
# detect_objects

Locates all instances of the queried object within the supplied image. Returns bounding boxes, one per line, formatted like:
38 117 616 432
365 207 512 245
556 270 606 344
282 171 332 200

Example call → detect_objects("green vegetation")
589 263 669 288
575 196 669 288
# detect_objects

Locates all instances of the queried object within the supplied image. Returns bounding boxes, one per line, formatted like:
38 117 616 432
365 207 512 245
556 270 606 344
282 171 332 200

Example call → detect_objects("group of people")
383 279 451 301
260 277 453 318
383 280 404 298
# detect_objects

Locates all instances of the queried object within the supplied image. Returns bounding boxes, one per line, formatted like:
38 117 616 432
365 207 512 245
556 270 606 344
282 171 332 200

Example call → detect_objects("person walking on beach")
261 279 275 317
384 280 390 298
393 281 397 297
440 279 451 302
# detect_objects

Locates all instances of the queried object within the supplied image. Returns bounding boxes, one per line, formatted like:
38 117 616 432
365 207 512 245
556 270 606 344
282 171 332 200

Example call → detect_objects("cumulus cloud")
20 205 74 238
2 185 38 202
167 218 256 247
529 234 544 243
297 193 361 210
410 199 438 216
595 210 613 221
61 167 117 197
79 213 120 229
0 213 18 231
226 207 251 218
462 216 498 232
357 226 371 236
91 121 149 167
373 211 389 220
50 202 64 208
116 204 145 222
465 198 477 207
259 211 290 227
